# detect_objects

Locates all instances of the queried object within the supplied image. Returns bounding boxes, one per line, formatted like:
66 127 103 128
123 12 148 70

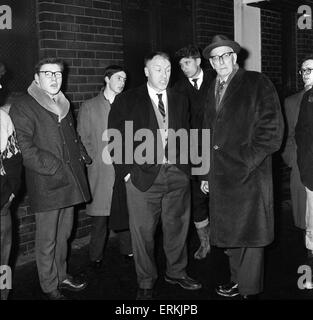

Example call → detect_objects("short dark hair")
103 65 126 82
175 45 201 61
35 57 64 74
144 51 170 66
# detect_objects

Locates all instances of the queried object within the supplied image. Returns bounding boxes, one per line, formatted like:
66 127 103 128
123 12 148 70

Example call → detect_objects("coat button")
213 145 219 150
69 122 72 126
74 139 78 143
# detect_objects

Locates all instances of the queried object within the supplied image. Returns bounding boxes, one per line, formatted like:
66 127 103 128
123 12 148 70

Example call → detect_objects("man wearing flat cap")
200 35 284 299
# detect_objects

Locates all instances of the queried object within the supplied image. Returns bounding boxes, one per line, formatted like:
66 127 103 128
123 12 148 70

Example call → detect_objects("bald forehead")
146 55 171 68
302 59 313 68
210 46 234 57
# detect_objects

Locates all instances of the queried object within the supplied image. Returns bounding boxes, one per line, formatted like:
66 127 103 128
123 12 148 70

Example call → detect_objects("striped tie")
157 93 165 119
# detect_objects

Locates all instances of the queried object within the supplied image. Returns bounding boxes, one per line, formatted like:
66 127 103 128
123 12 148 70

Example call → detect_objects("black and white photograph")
1 0 313 313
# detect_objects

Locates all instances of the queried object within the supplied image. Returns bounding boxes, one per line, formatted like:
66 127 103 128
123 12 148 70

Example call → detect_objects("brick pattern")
261 9 283 94
195 0 234 51
37 0 124 110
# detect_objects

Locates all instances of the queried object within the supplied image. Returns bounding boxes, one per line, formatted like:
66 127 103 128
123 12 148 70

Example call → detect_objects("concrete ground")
4 164 313 301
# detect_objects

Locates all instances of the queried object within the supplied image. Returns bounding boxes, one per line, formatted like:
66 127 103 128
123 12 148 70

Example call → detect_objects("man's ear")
209 59 215 70
34 73 39 85
196 57 201 66
232 53 237 65
104 76 110 85
144 67 149 77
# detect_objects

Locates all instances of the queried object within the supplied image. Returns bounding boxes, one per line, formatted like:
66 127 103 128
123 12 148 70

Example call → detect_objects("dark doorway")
122 0 194 89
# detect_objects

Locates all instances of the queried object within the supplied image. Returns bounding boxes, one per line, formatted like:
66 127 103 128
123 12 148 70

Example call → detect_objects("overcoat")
77 90 115 216
77 90 129 230
295 88 313 192
203 68 284 247
281 91 306 229
10 94 90 212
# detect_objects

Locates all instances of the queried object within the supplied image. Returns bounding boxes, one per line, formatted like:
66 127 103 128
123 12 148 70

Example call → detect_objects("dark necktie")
157 93 166 119
216 80 226 109
192 78 199 90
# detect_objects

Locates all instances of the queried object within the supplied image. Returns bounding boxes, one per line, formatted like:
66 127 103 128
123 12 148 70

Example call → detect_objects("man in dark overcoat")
10 57 91 300
108 52 202 300
283 57 313 261
295 83 313 268
200 35 284 299
174 45 214 260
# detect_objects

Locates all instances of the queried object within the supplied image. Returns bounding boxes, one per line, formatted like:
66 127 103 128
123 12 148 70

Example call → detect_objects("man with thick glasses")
10 57 91 300
200 35 284 299
295 57 313 280
282 56 313 272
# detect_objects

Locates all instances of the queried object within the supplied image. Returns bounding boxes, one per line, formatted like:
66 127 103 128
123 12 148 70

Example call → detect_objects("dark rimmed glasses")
210 52 234 64
299 68 313 76
39 71 63 79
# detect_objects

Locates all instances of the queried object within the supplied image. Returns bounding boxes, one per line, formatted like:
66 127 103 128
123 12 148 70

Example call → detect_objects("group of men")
1 33 312 300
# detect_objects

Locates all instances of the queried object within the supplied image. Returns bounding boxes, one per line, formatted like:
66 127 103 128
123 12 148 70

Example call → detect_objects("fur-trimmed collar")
27 81 69 122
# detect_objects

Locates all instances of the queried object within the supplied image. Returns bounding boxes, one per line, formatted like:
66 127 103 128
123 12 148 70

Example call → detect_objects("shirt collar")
147 83 166 98
188 68 204 87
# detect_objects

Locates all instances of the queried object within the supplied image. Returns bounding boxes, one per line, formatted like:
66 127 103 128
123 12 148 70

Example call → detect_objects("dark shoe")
136 288 154 300
45 289 68 300
59 275 87 292
123 253 134 261
194 224 211 260
216 282 239 297
90 260 102 269
241 294 259 300
165 275 202 290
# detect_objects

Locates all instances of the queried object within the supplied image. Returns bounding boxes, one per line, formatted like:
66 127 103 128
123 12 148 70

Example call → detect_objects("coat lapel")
167 89 176 130
137 85 159 132
218 68 245 111
204 80 217 127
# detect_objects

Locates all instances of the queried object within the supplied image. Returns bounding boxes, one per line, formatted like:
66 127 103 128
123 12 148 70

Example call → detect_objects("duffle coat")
10 94 90 213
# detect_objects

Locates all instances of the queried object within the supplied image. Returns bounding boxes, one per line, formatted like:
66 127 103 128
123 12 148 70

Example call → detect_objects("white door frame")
234 0 262 72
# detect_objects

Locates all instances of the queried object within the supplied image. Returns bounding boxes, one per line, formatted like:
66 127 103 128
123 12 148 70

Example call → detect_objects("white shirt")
147 83 168 114
188 68 204 89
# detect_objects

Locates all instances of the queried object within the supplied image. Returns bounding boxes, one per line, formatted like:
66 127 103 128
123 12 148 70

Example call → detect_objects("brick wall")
14 0 124 262
194 0 234 51
261 9 283 95
37 0 124 111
